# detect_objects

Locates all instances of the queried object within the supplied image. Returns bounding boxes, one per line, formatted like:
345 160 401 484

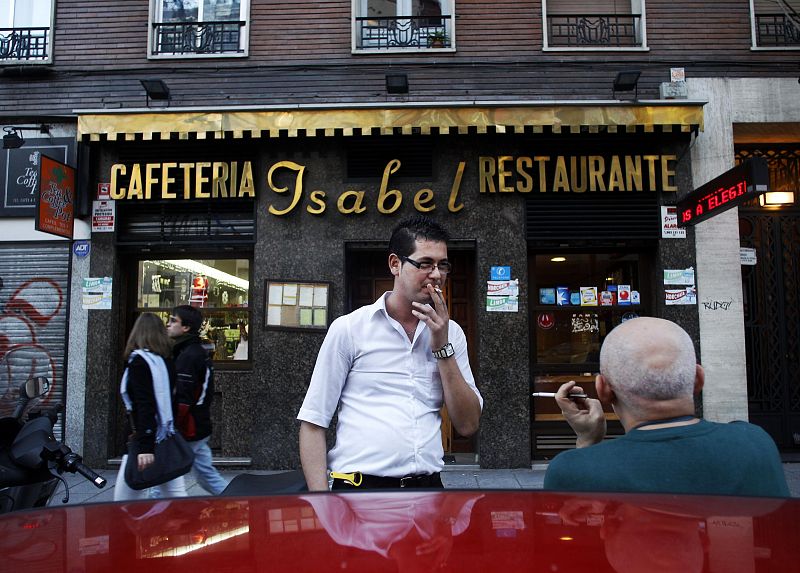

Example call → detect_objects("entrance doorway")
529 251 652 458
345 247 478 460
740 210 800 449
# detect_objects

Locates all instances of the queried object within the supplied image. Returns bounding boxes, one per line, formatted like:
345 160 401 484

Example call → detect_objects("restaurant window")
354 0 454 52
531 251 650 454
149 0 251 58
135 258 250 362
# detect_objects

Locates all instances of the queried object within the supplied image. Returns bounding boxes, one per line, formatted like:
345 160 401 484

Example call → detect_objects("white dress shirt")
297 292 482 477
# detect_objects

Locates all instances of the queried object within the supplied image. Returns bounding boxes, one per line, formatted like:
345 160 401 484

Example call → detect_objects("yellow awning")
77 103 704 141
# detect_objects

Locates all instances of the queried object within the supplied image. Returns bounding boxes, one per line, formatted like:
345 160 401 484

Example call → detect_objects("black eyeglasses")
400 256 452 274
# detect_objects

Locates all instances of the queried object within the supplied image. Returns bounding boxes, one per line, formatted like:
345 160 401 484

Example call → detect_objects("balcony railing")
755 14 800 47
152 20 245 56
547 14 642 47
356 15 452 49
0 27 50 61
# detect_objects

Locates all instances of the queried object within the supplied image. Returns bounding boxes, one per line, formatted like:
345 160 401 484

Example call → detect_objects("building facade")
1 1 798 469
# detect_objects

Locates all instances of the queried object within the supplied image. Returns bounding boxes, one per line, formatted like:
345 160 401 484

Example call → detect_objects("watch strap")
432 342 455 359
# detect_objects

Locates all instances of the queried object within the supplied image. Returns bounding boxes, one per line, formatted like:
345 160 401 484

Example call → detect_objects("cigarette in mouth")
434 286 442 293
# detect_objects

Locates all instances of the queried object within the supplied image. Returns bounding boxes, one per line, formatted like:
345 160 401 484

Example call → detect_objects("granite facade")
81 130 698 469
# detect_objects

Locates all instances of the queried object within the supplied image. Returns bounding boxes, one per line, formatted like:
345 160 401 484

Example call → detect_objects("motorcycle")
0 376 106 514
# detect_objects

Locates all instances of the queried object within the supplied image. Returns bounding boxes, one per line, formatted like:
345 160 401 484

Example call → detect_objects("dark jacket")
173 334 214 441
124 354 177 454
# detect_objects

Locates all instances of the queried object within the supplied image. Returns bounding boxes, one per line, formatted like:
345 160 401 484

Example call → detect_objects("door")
740 210 800 449
346 247 477 459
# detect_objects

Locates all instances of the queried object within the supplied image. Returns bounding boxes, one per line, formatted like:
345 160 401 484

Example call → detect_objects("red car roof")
0 491 796 572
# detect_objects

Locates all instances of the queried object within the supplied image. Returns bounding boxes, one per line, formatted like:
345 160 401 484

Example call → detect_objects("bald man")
544 317 789 497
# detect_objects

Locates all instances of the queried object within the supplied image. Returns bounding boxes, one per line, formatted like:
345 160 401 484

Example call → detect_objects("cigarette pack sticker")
580 286 598 306
487 295 519 312
617 285 631 306
570 291 581 305
488 279 519 297
539 288 556 304
663 268 695 286
631 290 640 305
600 291 614 306
556 286 570 306
665 287 697 305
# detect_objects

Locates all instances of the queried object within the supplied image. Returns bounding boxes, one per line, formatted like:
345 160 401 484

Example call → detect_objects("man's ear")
389 254 401 276
693 364 705 395
596 374 615 406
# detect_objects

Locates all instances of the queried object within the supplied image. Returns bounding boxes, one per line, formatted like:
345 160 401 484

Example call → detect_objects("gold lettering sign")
477 154 677 193
265 160 466 216
109 161 256 200
108 154 678 217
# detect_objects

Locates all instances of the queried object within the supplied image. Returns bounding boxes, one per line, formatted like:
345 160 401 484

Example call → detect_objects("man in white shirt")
297 216 483 490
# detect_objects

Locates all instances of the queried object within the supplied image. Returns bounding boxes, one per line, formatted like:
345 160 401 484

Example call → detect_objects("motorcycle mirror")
23 377 50 400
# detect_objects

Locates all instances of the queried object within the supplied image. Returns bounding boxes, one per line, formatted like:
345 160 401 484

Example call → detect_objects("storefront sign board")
664 268 695 286
665 287 697 305
35 155 75 239
676 157 769 227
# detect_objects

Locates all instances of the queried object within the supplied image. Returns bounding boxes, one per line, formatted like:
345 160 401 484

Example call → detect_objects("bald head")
599 318 697 404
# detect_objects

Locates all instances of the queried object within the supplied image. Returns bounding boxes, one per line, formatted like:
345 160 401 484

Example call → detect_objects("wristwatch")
432 342 455 359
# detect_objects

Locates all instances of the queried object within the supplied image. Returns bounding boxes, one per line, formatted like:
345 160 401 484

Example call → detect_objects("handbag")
124 432 195 490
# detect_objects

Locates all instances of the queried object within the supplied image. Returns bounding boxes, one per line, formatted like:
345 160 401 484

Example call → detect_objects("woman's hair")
124 313 172 359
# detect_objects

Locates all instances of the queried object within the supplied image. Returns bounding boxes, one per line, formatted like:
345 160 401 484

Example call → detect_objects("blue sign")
490 266 511 280
73 240 90 258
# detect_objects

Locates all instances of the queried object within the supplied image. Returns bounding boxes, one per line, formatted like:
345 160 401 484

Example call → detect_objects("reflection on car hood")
0 490 795 572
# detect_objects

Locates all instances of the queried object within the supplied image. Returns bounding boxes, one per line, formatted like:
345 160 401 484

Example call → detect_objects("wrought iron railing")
152 20 245 55
356 15 452 49
755 14 800 47
547 14 642 47
0 27 50 61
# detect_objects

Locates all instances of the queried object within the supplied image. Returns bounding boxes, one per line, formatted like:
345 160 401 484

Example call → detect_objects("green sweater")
544 420 789 497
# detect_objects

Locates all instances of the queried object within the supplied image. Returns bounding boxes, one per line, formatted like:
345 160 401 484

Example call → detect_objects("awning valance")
77 102 704 141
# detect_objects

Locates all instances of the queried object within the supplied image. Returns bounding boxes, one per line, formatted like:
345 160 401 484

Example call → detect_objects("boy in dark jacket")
167 305 228 494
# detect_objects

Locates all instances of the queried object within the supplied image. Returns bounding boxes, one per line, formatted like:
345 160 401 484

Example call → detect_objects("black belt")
330 471 443 490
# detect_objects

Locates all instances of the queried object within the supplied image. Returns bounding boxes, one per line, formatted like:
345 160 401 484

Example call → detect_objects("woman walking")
114 313 188 500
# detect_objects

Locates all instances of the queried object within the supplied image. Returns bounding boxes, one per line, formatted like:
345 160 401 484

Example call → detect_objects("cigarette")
434 286 442 293
531 392 588 399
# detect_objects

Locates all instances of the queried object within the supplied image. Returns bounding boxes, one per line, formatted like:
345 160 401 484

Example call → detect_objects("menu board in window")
265 280 330 331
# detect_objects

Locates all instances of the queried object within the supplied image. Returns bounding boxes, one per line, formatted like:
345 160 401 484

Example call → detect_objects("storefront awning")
77 102 705 141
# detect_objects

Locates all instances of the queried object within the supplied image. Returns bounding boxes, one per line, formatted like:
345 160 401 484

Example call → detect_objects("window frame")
0 0 55 65
541 0 649 52
352 0 456 54
147 0 251 60
749 0 800 50
132 255 253 366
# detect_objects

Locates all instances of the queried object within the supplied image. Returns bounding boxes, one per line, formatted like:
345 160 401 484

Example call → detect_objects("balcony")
152 20 245 56
0 27 50 62
755 14 800 47
355 15 452 50
547 14 642 48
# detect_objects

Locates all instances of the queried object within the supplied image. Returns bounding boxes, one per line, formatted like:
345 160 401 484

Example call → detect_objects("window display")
533 253 645 366
135 258 250 361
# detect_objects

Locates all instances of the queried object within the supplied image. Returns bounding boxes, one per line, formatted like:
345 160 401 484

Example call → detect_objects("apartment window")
354 0 454 52
0 0 54 63
135 258 251 362
750 0 800 49
543 0 647 50
149 0 250 58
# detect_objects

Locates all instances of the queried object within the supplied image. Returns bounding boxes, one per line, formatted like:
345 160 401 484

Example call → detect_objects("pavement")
50 462 800 506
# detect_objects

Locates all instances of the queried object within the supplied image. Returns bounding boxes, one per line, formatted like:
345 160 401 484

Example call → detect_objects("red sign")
35 155 75 239
676 157 769 227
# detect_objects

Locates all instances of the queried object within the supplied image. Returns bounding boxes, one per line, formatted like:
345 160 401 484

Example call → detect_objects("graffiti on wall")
0 277 63 417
